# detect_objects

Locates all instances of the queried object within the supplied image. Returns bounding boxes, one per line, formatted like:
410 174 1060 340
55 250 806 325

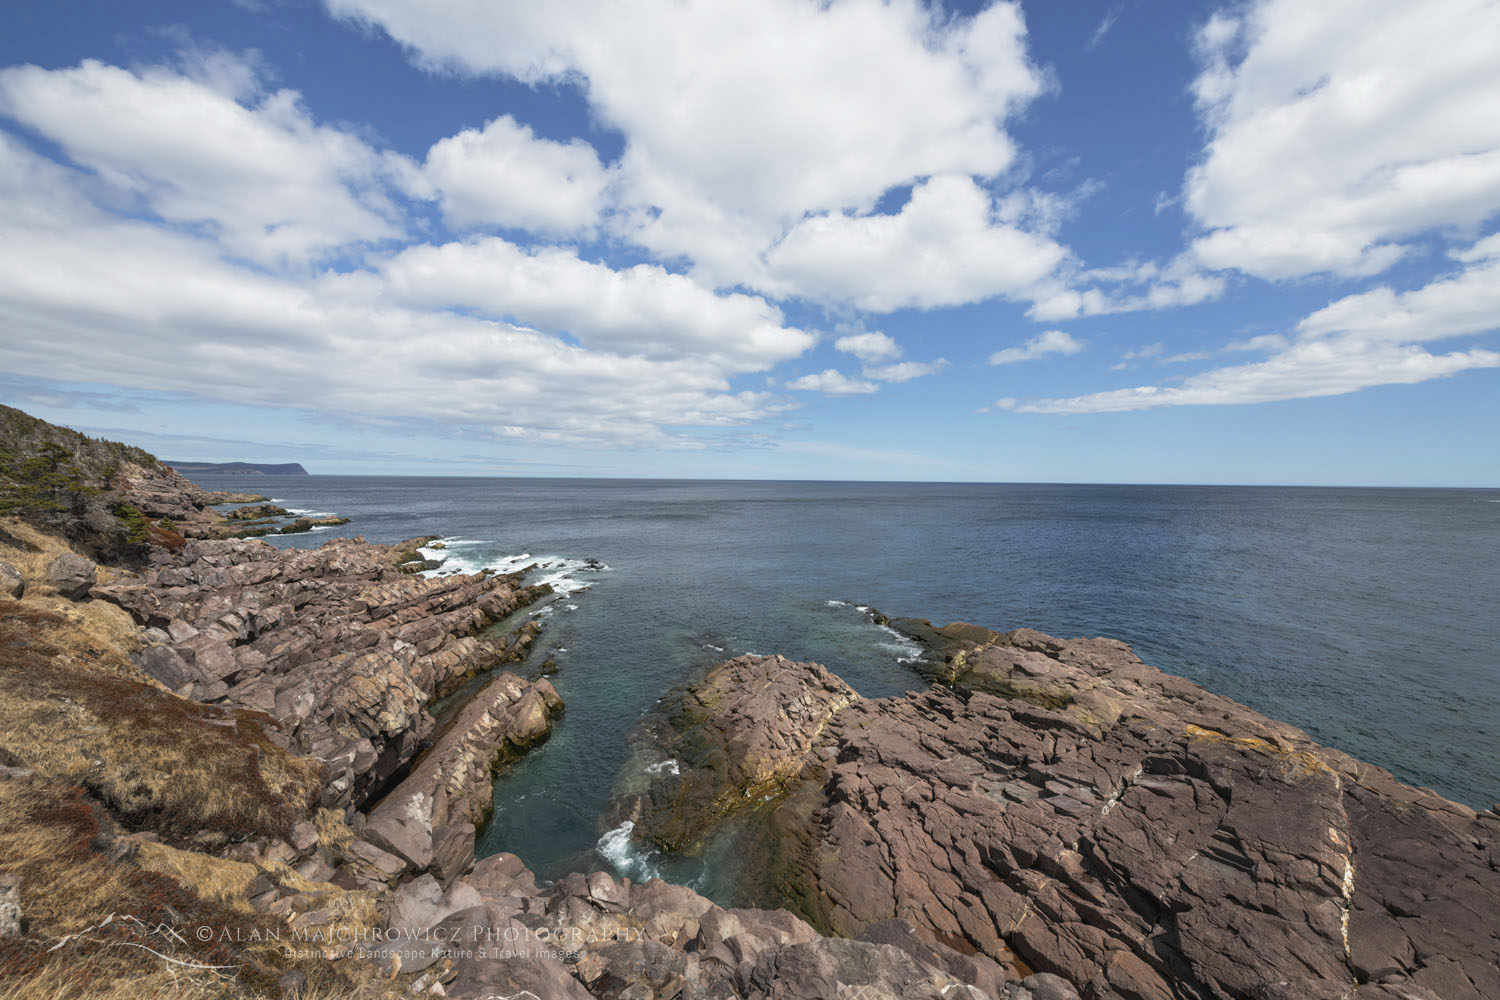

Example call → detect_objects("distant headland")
164 460 309 475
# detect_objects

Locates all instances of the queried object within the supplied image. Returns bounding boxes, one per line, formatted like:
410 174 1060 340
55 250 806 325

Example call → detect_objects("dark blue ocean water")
193 476 1500 889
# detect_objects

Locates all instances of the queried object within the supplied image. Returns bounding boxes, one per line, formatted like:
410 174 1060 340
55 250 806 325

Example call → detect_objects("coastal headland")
1 404 1496 1000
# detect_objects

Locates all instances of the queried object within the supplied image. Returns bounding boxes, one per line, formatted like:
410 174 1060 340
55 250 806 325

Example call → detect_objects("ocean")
190 476 1500 895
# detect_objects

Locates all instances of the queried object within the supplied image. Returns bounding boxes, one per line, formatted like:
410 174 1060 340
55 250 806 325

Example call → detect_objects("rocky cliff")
0 402 290 558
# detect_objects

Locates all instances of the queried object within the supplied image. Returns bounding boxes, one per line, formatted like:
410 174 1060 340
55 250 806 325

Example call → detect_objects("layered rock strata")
364 671 563 883
606 654 859 853
618 625 1500 1000
94 535 551 809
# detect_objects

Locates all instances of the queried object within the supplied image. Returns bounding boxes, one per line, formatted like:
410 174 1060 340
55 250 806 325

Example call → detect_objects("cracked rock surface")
623 623 1500 1000
94 535 551 810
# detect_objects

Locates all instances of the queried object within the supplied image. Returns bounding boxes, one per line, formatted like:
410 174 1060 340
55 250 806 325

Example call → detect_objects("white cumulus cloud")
0 55 414 265
834 331 902 363
989 330 1086 365
764 175 1068 312
327 0 1058 307
786 370 879 396
0 118 801 448
1184 0 1500 280
423 115 608 235
375 237 814 369
862 360 949 383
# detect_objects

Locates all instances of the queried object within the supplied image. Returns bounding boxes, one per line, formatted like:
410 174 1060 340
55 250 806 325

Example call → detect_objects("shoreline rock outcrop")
7 406 1496 1000
605 654 859 854
369 850 1053 1000
618 624 1500 1000
94 534 553 810
364 670 563 884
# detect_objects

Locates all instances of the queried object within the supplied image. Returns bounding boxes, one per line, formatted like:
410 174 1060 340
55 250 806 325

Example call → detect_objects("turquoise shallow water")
193 476 1500 893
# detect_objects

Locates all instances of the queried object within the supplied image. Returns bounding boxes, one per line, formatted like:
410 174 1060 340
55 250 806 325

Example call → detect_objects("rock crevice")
95 535 552 810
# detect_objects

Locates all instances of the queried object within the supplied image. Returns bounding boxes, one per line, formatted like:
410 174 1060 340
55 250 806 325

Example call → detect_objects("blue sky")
0 0 1496 484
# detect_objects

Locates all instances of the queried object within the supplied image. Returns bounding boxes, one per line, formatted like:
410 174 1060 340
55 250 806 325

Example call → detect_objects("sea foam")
416 539 607 605
596 820 662 881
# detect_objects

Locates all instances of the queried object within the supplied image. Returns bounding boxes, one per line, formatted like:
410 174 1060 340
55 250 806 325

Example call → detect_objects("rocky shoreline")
610 619 1500 1000
2 407 1498 1000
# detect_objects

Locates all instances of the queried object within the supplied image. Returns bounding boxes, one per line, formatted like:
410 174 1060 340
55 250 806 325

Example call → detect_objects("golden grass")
133 843 260 912
313 809 355 863
0 519 141 673
0 958 233 1000
0 776 250 985
0 598 322 841
0 953 407 1000
0 778 401 1000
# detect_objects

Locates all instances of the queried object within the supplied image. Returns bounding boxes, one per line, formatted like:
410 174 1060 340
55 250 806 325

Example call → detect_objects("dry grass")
313 809 355 863
0 959 233 1000
0 596 322 842
0 519 141 667
0 776 251 988
0 960 406 1000
133 843 261 912
0 778 401 1000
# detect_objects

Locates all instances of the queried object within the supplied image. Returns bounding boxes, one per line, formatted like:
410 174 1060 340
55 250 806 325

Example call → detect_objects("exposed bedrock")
616 624 1500 1000
364 670 563 883
94 535 552 810
375 851 1057 1000
604 654 859 853
111 459 264 538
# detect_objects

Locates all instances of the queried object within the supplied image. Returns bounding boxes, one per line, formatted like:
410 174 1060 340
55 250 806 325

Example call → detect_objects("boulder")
45 552 96 599
0 562 22 599
430 823 476 887
461 852 541 900
135 645 192 691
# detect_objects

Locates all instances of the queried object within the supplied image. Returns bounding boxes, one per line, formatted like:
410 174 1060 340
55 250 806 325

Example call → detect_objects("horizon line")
180 471 1500 490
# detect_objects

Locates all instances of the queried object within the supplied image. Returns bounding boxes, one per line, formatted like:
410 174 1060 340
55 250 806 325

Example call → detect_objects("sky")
0 0 1496 485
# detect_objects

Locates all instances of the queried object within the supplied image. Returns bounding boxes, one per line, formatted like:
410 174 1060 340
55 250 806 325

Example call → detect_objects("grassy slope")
0 408 397 998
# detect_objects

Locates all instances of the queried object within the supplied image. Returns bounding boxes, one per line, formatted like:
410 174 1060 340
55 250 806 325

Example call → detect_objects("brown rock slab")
620 626 1500 1000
